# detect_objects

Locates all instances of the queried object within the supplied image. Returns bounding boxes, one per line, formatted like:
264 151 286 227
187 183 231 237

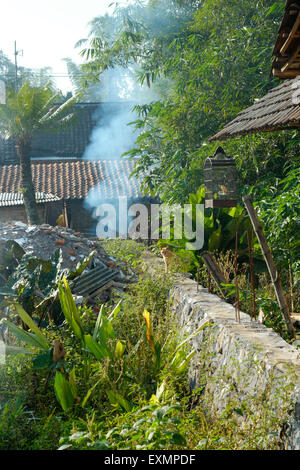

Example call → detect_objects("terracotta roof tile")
0 159 146 201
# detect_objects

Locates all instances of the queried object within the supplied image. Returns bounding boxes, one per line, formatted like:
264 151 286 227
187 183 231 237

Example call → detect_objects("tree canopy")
78 0 299 201
77 0 299 288
0 82 75 224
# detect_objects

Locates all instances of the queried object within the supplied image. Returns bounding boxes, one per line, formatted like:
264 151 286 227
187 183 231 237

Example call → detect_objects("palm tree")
0 82 75 225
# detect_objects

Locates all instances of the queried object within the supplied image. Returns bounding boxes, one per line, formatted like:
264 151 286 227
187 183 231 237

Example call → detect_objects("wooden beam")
89 280 114 299
63 200 69 228
281 44 300 72
280 12 300 55
242 196 295 339
272 67 300 78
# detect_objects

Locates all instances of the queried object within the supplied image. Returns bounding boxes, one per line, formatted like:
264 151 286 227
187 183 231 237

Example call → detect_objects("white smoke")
83 67 159 161
83 102 138 160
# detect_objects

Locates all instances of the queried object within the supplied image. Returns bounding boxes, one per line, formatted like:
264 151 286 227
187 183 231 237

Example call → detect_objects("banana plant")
159 185 260 273
58 277 128 411
1 302 50 351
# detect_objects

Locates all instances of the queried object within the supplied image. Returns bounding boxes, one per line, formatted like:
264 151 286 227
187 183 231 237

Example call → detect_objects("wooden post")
63 200 69 228
201 252 235 304
242 196 295 338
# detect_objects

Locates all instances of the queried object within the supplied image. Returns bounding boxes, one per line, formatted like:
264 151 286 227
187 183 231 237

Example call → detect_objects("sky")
0 0 120 93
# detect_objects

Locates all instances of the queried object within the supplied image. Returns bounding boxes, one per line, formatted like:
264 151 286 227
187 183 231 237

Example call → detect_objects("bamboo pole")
234 232 240 323
63 200 69 228
242 196 295 338
201 252 235 304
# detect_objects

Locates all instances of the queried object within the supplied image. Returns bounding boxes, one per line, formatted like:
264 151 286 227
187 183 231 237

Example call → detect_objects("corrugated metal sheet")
71 263 118 297
0 192 60 207
210 78 300 141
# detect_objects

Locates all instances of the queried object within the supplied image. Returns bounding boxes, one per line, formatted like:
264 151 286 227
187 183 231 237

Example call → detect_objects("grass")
0 239 297 450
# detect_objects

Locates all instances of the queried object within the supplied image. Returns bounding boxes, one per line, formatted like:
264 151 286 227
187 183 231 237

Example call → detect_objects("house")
0 158 154 235
0 101 133 164
0 101 155 234
0 192 60 226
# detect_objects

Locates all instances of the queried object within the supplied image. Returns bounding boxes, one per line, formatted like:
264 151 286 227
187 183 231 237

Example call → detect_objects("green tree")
78 0 290 202
0 82 75 224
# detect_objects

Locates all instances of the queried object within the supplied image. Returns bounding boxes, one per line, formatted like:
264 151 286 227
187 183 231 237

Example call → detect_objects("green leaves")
54 371 76 412
58 277 84 343
84 334 112 361
0 82 75 140
68 251 96 280
1 301 49 350
106 390 133 412
13 303 49 349
33 349 54 369
1 319 48 350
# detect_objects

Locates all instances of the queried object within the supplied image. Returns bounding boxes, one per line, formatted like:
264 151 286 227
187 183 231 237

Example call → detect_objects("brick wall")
0 205 46 224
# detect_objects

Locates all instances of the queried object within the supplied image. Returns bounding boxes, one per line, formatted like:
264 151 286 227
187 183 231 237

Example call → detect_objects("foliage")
0 81 77 223
77 1 300 304
0 397 35 450
59 404 187 450
0 82 75 143
79 0 289 201
255 167 300 289
102 238 147 269
0 244 96 321
0 239 297 450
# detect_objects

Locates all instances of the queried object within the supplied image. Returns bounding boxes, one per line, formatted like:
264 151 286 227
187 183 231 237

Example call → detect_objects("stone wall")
170 276 300 449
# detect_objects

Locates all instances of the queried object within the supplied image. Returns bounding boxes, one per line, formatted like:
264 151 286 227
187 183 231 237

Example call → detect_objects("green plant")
0 397 35 450
0 244 96 324
102 238 146 270
59 404 187 450
0 82 76 224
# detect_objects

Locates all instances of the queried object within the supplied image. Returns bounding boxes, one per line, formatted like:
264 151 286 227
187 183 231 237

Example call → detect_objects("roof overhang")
210 78 300 141
272 0 300 79
0 192 60 207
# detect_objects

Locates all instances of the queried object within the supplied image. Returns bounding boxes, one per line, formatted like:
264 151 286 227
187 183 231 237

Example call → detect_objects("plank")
242 196 295 338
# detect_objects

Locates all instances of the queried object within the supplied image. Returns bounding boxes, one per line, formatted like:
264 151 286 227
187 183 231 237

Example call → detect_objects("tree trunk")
16 140 40 225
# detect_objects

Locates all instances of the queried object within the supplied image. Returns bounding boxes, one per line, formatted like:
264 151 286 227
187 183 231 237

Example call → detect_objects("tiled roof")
0 102 131 164
0 159 146 201
0 192 60 207
210 78 300 141
272 0 300 79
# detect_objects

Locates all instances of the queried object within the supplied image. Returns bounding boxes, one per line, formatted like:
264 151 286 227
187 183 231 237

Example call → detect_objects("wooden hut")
210 0 300 141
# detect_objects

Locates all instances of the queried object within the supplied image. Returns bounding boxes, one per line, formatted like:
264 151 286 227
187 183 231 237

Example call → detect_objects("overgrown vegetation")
0 240 297 450
0 0 299 452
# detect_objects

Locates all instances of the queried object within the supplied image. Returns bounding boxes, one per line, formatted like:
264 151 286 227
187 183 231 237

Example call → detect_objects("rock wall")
170 277 300 450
